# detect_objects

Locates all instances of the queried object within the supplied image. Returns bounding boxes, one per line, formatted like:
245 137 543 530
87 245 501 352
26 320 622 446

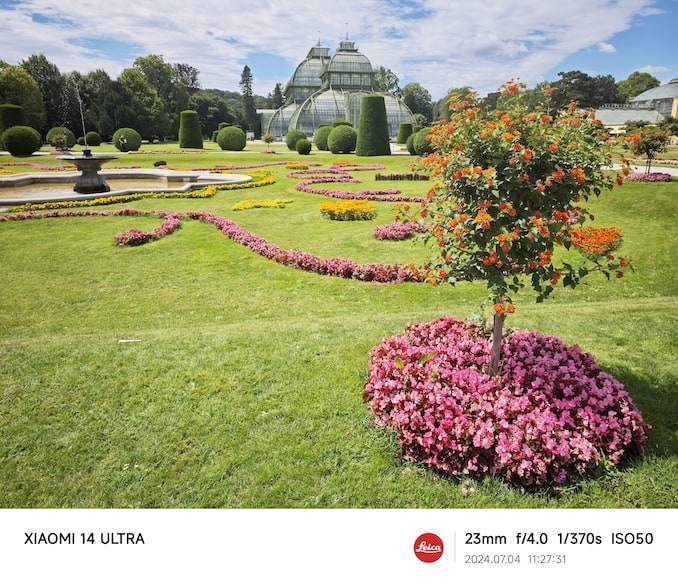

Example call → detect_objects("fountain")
55 85 118 194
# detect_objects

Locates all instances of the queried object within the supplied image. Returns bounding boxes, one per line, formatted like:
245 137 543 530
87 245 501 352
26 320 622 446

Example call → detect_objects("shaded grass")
0 146 676 508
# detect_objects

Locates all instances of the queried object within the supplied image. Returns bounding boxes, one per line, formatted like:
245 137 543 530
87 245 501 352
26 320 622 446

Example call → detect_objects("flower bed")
626 172 672 182
319 199 376 221
373 221 428 240
232 198 292 211
363 316 650 490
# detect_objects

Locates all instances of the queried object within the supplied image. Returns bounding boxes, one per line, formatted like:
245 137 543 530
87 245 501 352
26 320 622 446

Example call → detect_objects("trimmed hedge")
85 131 102 146
285 128 307 151
328 125 357 154
314 125 332 151
178 110 203 149
46 126 77 149
396 122 413 144
217 126 246 151
2 125 42 156
112 128 142 152
296 138 312 155
412 126 434 156
356 94 391 157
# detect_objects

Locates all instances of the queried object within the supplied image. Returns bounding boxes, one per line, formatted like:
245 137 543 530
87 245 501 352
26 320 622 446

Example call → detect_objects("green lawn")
1 142 676 507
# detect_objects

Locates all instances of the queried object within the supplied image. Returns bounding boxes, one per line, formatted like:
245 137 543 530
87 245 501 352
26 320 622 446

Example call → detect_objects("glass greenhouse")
260 38 413 140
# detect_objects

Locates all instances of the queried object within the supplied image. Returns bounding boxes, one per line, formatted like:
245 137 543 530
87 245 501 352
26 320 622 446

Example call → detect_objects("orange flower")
522 149 533 161
493 303 505 314
570 226 622 257
474 210 492 229
548 143 558 152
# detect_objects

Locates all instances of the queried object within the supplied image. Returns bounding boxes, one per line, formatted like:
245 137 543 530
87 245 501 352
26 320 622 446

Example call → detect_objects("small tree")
405 82 631 376
626 126 670 173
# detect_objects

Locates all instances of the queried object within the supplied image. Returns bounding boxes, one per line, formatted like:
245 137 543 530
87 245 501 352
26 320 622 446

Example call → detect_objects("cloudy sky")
0 0 676 99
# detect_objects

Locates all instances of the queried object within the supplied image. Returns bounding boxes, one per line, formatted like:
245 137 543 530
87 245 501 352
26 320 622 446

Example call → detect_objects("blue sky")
0 0 676 99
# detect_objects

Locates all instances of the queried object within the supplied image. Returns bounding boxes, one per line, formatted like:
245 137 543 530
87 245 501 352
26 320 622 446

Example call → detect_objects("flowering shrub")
626 172 672 182
232 198 292 211
319 199 376 221
363 316 650 490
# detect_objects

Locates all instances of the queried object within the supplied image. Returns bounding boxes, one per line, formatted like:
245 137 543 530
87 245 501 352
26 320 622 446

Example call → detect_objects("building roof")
630 78 678 102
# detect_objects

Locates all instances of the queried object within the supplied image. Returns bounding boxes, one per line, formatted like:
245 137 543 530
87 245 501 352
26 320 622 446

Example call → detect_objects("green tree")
406 82 630 375
118 68 171 139
434 86 473 121
188 90 232 138
617 71 661 103
402 82 433 123
0 65 46 131
21 54 74 132
240 65 258 135
373 66 401 97
269 83 284 109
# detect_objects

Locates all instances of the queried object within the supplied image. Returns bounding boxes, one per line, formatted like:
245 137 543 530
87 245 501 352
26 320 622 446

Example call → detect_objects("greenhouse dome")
260 38 413 140
629 78 678 118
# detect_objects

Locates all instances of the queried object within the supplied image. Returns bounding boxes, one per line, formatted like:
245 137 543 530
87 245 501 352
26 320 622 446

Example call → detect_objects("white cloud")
597 42 617 53
0 0 672 99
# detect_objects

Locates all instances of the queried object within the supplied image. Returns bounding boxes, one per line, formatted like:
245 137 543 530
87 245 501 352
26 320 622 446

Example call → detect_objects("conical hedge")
356 94 390 156
178 110 203 149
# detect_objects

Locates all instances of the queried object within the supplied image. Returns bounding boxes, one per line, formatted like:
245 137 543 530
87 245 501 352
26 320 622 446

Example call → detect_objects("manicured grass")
0 144 676 507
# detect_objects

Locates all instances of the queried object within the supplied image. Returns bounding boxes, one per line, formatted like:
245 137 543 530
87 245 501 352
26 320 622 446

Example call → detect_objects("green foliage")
285 128 306 151
328 125 357 154
217 125 246 151
412 126 433 155
0 103 26 131
405 133 417 155
296 138 312 155
112 127 142 151
396 122 413 144
626 126 671 173
0 65 46 132
46 126 76 149
85 131 102 146
617 71 661 103
332 119 352 127
356 94 391 157
2 125 42 156
313 125 332 151
178 110 203 149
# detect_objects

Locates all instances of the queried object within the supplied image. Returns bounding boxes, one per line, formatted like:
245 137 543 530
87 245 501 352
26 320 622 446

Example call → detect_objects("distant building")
258 39 414 140
596 78 678 133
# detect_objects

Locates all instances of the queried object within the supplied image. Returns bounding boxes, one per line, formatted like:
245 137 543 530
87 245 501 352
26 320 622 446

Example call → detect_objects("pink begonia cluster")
363 316 650 489
289 166 424 203
1 209 420 283
374 221 428 241
626 172 672 182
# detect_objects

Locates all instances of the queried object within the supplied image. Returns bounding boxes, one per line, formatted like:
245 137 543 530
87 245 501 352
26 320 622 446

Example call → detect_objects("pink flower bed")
374 221 428 241
363 316 650 489
626 172 672 182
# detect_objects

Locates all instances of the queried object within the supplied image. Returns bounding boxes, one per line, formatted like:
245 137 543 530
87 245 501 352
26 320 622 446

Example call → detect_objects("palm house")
259 39 414 140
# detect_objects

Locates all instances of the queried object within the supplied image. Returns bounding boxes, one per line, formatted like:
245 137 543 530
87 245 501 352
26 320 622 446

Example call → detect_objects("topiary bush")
178 109 203 149
85 131 102 146
396 122 413 144
217 126 246 151
328 125 357 154
2 125 42 156
112 128 142 152
406 133 417 155
285 128 307 151
356 94 391 156
46 126 76 150
363 316 650 491
296 138 312 155
412 126 434 155
314 125 332 151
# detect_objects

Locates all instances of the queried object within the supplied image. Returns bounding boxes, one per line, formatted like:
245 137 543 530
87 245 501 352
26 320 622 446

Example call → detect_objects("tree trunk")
489 310 504 377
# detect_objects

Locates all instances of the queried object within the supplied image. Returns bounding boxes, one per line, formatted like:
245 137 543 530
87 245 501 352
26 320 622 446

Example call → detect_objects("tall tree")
373 66 401 97
188 90 233 136
239 65 258 134
269 82 284 109
402 82 433 123
118 68 171 139
617 71 661 103
174 62 201 94
0 64 46 132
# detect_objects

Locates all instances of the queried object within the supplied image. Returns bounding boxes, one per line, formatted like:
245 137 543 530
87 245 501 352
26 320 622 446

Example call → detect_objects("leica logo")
413 533 444 562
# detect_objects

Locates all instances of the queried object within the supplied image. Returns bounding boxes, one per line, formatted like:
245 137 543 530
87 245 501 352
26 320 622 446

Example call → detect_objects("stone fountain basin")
0 168 252 206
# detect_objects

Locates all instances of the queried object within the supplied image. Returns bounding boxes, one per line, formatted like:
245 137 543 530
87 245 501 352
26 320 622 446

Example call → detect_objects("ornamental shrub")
328 125 357 154
356 94 391 156
2 125 42 156
0 103 25 133
112 128 142 151
285 128 307 151
396 122 413 144
412 126 434 155
178 110 203 149
217 126 246 151
363 316 650 490
296 138 312 155
333 119 352 127
85 131 102 146
405 133 417 155
314 125 332 151
46 126 76 149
